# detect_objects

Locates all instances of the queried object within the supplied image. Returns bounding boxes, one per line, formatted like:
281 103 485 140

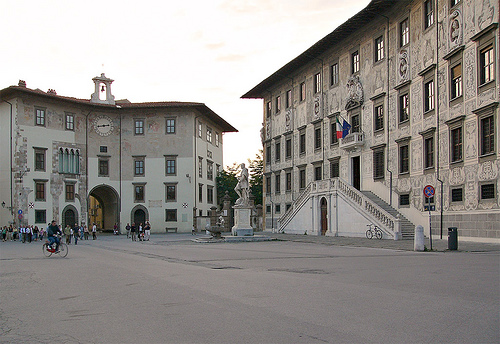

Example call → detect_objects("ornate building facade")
0 75 237 232
243 0 499 241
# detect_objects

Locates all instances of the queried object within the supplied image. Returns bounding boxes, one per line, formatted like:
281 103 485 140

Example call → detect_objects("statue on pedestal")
234 163 250 207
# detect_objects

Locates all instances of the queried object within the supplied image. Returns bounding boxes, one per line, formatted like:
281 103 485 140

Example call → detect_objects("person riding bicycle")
47 220 62 252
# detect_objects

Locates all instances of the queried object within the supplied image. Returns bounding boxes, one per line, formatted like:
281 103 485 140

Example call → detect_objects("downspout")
3 100 14 223
436 10 444 239
194 115 200 219
85 109 93 226
384 15 393 206
118 106 122 229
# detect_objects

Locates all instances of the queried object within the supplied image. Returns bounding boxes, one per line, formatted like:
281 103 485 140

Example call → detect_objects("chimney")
47 89 57 95
18 80 26 87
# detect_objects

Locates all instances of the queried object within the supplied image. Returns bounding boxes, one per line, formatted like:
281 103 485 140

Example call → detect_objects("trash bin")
448 227 458 250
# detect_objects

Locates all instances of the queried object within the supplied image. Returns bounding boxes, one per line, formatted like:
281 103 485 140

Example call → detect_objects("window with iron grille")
481 184 495 200
451 188 463 202
399 194 410 206
35 210 46 224
330 159 340 178
373 149 385 179
480 115 495 155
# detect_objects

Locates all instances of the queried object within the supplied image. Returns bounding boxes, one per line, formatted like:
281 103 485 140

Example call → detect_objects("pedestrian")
130 223 136 241
73 225 80 245
84 226 89 240
64 225 72 244
27 226 32 243
126 223 131 239
144 221 151 241
1 226 6 241
33 226 39 241
21 226 26 243
192 225 196 235
138 223 144 241
39 226 44 241
7 225 13 241
92 223 97 240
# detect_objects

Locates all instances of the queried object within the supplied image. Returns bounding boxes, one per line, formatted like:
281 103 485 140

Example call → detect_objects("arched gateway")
88 185 119 231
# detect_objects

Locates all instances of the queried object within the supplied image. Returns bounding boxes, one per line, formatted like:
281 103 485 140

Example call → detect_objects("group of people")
125 222 151 241
1 221 99 245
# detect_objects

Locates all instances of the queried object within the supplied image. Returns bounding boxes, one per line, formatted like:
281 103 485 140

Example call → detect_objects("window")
373 148 385 179
275 174 281 194
134 158 145 176
285 137 292 159
99 159 109 176
58 148 80 174
424 136 434 169
399 93 410 123
480 115 495 155
424 0 434 29
266 176 271 195
286 203 292 212
65 113 74 131
479 45 494 85
330 120 338 145
375 36 384 62
35 181 46 201
166 184 176 201
165 156 176 175
266 101 272 118
300 82 306 101
400 18 409 47
314 166 322 181
314 73 321 93
399 144 409 174
199 184 203 203
266 145 271 164
399 194 410 206
450 126 463 162
207 161 213 180
65 183 75 201
314 127 321 150
135 119 144 135
165 209 177 222
266 205 271 213
424 196 435 211
451 187 463 202
275 96 281 113
374 104 384 131
134 185 144 202
450 64 462 99
351 114 360 133
275 204 281 214
166 118 176 134
198 122 203 137
34 148 46 171
35 210 46 224
299 168 306 189
424 80 435 113
330 159 340 178
351 51 359 74
35 108 45 126
275 141 281 162
100 146 108 153
480 183 495 200
206 127 212 143
299 130 306 154
207 186 214 204
215 132 220 147
451 0 460 6
330 63 339 86
285 171 292 191
198 157 203 178
286 90 292 108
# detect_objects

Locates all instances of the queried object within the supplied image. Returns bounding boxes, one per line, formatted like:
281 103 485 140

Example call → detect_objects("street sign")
423 185 435 198
18 209 23 215
18 214 23 220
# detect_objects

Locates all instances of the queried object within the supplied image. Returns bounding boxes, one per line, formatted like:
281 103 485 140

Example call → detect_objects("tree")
216 163 239 208
248 150 263 206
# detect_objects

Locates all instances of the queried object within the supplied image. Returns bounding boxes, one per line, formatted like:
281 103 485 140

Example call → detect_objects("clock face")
93 116 113 136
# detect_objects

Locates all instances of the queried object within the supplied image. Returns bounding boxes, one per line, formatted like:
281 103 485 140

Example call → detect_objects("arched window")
59 148 64 173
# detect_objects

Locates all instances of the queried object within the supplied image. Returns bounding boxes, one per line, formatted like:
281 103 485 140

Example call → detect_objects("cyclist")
47 220 62 252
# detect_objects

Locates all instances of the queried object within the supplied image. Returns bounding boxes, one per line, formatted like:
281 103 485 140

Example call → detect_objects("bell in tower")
90 73 115 105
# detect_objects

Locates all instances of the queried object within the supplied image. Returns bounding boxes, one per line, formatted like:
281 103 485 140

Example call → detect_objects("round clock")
93 115 114 136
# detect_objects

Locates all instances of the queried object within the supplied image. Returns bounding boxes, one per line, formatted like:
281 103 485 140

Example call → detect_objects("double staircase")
278 178 415 239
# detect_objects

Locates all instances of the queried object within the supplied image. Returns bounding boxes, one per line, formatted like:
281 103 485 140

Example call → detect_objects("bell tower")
91 73 115 105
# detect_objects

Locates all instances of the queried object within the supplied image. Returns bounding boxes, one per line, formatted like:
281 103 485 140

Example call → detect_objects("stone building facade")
0 75 237 232
243 0 499 241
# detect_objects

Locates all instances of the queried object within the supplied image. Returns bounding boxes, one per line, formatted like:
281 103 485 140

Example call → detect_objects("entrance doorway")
352 156 361 190
88 185 119 230
62 207 78 229
320 197 328 236
133 208 146 227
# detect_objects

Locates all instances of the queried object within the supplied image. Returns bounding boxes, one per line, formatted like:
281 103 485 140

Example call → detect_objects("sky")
1 0 370 167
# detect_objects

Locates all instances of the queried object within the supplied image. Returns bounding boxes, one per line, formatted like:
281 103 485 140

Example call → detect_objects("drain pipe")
436 13 444 239
3 100 14 224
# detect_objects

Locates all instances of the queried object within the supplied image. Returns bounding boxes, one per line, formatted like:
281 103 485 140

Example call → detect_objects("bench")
165 227 178 233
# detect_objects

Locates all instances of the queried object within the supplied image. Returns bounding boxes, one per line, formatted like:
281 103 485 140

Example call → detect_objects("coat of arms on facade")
313 95 322 120
449 10 463 49
285 110 291 132
398 49 409 83
345 75 364 110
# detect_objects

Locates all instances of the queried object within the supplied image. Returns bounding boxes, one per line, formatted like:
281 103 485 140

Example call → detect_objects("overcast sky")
1 0 370 166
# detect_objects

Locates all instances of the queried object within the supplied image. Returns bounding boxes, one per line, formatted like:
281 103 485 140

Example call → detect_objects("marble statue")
234 163 250 207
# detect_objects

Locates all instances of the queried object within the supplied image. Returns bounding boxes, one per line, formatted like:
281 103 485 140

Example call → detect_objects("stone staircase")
361 191 415 239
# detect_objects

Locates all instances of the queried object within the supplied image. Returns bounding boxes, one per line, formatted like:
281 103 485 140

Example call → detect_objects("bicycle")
366 223 383 240
42 235 68 257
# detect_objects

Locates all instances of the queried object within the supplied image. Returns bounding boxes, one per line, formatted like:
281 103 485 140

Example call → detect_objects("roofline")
1 85 238 133
241 0 400 99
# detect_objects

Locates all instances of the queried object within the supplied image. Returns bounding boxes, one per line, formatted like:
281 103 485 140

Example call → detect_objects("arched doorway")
131 205 148 228
88 185 119 231
320 197 328 236
62 205 78 229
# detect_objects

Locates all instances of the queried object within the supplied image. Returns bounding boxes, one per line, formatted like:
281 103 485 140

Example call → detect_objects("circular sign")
18 214 23 220
424 185 435 198
18 209 23 215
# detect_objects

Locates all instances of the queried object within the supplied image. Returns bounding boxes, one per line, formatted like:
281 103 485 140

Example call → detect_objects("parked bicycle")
366 223 383 240
42 234 68 257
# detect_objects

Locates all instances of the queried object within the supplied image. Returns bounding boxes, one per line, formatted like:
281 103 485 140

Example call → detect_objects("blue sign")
18 209 23 215
424 185 435 198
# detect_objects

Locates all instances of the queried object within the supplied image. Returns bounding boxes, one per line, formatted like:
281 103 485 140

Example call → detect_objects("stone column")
222 191 232 232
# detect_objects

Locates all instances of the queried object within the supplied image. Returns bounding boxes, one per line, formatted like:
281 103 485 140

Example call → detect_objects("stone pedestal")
232 206 253 236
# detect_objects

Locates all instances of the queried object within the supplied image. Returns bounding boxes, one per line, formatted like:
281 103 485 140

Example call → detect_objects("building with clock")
0 74 237 232
243 0 499 241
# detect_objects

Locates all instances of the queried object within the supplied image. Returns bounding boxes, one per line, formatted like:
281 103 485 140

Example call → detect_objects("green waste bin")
448 227 458 250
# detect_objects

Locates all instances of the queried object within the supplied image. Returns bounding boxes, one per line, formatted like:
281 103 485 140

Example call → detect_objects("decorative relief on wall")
449 166 466 185
411 140 422 172
388 94 397 131
477 0 495 30
478 88 497 108
398 49 410 84
465 165 478 210
465 121 477 159
464 0 475 40
438 67 448 113
449 10 463 50
266 121 271 141
478 160 498 181
411 82 423 123
345 75 364 110
464 48 476 100
423 39 435 68
397 176 412 192
313 95 321 120
439 133 449 165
